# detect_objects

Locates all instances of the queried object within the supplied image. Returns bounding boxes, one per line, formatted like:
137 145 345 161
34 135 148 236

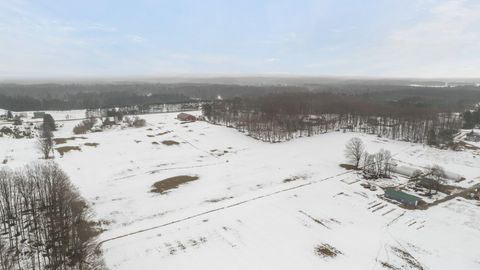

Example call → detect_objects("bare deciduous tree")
410 169 424 182
0 162 105 270
37 124 54 159
428 165 446 194
362 149 392 179
344 137 364 169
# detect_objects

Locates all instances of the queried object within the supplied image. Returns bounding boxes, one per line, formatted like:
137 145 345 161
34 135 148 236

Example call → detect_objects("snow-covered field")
1 111 480 270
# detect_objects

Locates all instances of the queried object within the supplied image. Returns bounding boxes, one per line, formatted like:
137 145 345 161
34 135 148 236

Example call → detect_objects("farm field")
1 111 480 270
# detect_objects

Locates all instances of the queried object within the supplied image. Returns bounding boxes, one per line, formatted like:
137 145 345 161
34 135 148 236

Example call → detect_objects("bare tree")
429 165 446 194
37 124 54 159
381 149 393 177
0 237 14 270
0 163 105 270
410 169 424 183
344 137 364 169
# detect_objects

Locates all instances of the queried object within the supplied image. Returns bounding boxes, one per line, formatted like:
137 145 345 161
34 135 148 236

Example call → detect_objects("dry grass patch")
339 163 357 170
157 131 171 136
56 146 81 156
390 247 423 270
54 137 87 145
380 262 400 270
283 175 307 183
205 196 233 203
84 143 99 147
152 141 159 145
151 175 199 194
314 244 342 259
162 140 179 146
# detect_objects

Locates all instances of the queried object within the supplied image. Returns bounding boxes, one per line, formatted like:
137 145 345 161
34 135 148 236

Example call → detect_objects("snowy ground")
1 110 480 270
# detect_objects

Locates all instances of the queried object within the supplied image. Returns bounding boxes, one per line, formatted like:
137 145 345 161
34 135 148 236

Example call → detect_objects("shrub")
133 117 146 127
124 116 146 127
73 118 96 134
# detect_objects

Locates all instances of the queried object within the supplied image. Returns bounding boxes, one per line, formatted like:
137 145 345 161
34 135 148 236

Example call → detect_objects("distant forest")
0 83 303 111
1 82 480 111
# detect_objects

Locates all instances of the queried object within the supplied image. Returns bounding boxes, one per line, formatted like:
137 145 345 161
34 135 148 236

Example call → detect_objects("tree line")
0 162 104 270
0 92 190 111
3 82 479 111
202 92 463 144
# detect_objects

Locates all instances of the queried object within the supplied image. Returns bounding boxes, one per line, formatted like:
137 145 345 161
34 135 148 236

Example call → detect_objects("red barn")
177 113 196 122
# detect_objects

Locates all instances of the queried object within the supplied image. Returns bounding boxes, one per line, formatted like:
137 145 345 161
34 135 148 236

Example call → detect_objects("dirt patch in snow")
151 175 199 194
380 262 400 270
300 210 331 229
84 142 99 147
283 175 307 183
314 243 342 259
339 163 357 170
162 140 179 146
54 136 87 145
390 246 424 270
56 146 81 156
205 196 233 203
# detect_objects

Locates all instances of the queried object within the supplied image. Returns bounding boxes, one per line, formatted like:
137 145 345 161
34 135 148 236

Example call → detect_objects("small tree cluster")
362 149 393 178
73 118 96 134
0 162 105 270
344 138 393 179
408 165 446 195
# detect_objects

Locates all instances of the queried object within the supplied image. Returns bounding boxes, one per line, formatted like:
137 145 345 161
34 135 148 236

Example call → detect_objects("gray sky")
1 0 479 79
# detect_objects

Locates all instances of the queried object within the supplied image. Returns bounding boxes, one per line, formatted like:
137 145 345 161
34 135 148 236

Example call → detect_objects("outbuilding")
384 188 422 207
177 112 196 122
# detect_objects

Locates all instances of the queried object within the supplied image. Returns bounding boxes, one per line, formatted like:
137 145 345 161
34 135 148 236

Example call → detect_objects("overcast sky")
0 0 479 79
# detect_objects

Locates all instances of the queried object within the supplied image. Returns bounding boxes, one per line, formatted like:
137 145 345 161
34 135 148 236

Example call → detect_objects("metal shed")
384 188 422 207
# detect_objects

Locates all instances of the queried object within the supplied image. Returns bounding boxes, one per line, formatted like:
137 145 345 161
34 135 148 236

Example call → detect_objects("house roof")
384 188 421 203
177 112 196 119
